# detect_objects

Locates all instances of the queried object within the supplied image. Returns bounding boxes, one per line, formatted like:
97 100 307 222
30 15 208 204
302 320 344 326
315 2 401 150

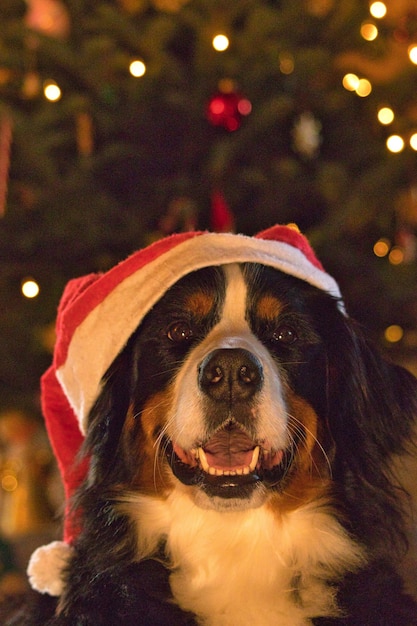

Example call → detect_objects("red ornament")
210 189 234 232
0 112 12 216
206 90 251 132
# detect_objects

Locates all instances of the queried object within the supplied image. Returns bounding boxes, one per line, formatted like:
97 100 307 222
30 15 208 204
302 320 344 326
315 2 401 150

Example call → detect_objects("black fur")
7 266 417 625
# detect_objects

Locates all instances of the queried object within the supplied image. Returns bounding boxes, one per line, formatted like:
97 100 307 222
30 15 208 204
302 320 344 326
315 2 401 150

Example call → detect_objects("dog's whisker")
287 412 333 479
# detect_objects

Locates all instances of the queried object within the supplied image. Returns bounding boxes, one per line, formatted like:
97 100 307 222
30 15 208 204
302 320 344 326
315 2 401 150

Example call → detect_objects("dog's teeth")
249 446 260 471
198 447 210 472
197 445 259 476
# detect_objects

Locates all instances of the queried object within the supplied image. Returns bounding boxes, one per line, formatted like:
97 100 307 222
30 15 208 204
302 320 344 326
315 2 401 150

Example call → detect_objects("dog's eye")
272 325 298 344
167 321 194 343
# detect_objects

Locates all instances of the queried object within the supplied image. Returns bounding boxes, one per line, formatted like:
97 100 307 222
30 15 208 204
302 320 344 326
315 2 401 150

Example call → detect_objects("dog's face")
115 262 338 513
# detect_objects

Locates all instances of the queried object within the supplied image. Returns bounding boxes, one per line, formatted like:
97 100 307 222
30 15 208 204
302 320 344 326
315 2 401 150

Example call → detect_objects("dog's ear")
80 341 137 484
324 313 417 550
327 316 417 455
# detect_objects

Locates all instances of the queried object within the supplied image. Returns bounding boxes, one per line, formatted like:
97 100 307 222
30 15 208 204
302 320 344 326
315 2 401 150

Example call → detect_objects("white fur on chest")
126 488 364 626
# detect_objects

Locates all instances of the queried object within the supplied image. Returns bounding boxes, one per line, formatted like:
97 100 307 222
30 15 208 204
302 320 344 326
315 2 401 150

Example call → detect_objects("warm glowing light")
361 22 378 41
237 98 252 116
373 238 390 257
377 107 394 125
218 78 235 93
342 73 359 91
410 133 417 150
384 325 404 343
355 78 372 97
388 246 404 264
129 60 146 77
212 34 229 52
408 45 417 65
279 52 294 75
1 474 18 492
21 279 40 298
369 2 387 19
386 134 404 153
43 81 61 102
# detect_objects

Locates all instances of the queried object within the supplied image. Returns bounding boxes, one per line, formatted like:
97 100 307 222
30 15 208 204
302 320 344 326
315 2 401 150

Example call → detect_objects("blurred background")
0 0 416 600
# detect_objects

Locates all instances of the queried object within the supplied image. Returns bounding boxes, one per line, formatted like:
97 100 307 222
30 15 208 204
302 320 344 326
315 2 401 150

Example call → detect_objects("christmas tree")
1 0 417 414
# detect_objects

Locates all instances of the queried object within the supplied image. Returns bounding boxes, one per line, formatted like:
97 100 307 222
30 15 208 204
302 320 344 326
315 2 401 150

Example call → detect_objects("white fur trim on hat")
27 540 74 596
56 231 342 433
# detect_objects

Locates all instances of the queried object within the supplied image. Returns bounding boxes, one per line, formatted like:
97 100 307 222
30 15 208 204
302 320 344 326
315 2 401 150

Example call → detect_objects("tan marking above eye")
256 295 283 321
183 291 216 317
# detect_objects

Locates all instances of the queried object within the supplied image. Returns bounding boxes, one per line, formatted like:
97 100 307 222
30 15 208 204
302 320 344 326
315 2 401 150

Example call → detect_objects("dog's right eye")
167 321 194 343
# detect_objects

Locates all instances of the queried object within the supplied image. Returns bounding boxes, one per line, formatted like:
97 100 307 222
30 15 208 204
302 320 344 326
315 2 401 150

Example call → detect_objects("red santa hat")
27 225 343 596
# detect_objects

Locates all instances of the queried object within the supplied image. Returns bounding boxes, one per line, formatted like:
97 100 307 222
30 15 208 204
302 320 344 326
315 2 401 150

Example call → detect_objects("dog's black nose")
198 348 263 402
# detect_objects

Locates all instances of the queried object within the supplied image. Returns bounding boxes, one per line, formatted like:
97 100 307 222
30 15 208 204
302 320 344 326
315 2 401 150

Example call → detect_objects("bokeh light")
43 80 61 102
21 279 40 298
129 60 146 77
361 22 378 41
355 78 372 97
342 73 359 91
369 2 387 19
384 325 404 343
386 135 404 153
377 107 394 125
408 45 417 65
373 238 390 257
212 34 229 52
410 133 417 150
388 246 404 264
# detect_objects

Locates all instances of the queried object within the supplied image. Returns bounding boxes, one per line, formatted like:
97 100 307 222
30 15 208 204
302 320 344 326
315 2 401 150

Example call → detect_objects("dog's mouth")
164 420 293 499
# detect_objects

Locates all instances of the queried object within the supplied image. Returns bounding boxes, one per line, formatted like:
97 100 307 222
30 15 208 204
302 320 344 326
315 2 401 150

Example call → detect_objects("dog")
8 228 417 625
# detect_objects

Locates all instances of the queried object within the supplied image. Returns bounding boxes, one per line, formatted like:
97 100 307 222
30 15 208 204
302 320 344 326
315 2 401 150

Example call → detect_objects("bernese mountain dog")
7 227 417 625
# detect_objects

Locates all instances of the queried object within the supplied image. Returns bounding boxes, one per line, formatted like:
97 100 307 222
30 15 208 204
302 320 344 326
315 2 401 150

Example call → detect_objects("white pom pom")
27 540 73 596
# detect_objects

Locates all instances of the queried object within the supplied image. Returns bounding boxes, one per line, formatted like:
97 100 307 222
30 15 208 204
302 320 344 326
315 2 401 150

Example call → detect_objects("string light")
129 60 146 77
342 73 359 91
237 99 252 115
212 34 229 52
355 78 372 97
408 45 417 65
384 325 403 343
43 80 61 102
410 133 417 150
377 107 394 125
342 74 371 97
21 279 40 298
373 238 390 257
369 2 387 19
279 52 294 75
1 474 18 492
361 22 378 41
386 134 404 153
388 246 404 264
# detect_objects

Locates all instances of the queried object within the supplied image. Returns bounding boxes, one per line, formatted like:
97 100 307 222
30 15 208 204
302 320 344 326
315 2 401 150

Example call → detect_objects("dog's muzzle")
165 348 293 500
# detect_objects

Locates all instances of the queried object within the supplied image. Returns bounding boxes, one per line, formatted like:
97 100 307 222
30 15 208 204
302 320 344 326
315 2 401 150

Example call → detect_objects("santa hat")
27 225 343 596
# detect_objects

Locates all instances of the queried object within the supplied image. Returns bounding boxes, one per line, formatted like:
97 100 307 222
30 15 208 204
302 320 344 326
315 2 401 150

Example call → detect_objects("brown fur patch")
269 393 333 514
256 294 283 321
121 390 175 495
183 290 216 318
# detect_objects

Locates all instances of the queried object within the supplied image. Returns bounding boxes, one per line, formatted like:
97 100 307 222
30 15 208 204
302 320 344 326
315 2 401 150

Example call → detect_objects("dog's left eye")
167 321 194 343
271 325 298 344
